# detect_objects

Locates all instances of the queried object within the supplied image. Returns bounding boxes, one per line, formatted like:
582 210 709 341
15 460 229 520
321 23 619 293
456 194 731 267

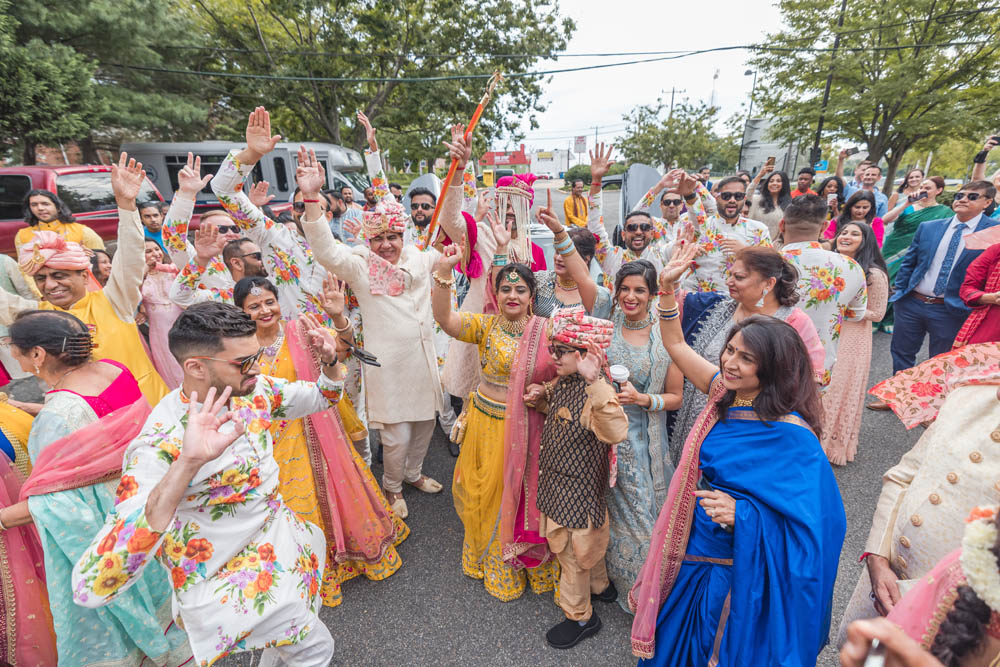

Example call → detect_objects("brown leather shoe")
866 400 891 411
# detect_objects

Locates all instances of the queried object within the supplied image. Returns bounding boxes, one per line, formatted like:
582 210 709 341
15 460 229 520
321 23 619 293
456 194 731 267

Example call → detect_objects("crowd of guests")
0 107 999 666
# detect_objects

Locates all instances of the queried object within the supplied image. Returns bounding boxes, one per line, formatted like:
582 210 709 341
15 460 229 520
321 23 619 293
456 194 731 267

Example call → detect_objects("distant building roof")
480 144 530 167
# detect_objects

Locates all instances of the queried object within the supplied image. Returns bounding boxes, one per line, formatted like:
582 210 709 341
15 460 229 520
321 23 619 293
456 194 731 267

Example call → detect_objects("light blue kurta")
26 392 190 667
605 312 673 612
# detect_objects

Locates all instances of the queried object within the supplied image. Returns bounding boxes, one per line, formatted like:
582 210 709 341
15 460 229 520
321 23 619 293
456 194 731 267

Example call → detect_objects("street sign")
814 159 829 173
574 136 587 153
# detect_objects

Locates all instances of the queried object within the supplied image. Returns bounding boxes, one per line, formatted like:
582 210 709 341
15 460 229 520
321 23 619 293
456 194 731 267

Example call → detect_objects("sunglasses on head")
411 202 434 211
953 192 984 202
625 222 653 233
241 251 263 262
661 198 683 206
718 191 746 202
192 347 264 375
214 224 241 234
547 344 586 359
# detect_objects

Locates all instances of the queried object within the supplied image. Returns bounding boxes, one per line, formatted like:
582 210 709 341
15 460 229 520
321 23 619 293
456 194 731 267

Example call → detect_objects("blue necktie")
932 222 967 296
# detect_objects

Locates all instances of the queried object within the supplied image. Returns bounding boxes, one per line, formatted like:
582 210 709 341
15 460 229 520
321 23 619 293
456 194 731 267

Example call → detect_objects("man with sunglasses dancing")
886 180 999 375
74 302 344 666
676 172 772 293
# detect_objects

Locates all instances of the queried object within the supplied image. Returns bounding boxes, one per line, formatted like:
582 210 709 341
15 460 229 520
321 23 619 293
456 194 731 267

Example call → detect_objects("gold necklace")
556 275 578 290
732 393 758 407
622 312 653 330
499 315 529 335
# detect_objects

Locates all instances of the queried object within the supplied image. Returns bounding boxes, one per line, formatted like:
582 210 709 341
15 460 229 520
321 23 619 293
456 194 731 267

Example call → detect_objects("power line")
109 39 993 84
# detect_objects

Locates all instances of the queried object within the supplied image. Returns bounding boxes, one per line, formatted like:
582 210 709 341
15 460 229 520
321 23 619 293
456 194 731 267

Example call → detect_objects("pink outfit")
821 268 889 464
824 217 885 246
22 360 149 499
141 268 184 388
785 308 829 380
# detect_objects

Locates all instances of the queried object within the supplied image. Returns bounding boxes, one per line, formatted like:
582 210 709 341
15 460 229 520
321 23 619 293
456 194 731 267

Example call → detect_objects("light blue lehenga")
605 309 674 611
27 391 190 667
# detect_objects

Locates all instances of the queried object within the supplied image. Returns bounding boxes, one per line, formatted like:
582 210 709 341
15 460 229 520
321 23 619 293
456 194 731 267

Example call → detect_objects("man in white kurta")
72 302 343 666
299 148 443 519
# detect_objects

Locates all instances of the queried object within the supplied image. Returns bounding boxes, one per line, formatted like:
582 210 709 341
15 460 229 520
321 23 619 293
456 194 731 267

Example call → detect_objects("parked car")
0 164 162 255
536 171 556 180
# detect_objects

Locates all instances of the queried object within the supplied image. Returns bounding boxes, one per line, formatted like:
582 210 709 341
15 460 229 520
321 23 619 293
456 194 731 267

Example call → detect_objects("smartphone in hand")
845 147 860 156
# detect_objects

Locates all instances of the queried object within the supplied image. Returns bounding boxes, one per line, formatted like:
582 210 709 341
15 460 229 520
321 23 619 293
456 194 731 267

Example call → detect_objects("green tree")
9 0 217 161
752 0 1000 191
615 100 740 172
185 0 573 164
0 2 101 163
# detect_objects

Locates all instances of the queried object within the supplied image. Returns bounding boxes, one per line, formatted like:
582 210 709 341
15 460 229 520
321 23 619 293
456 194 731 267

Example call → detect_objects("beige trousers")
543 511 611 622
379 419 436 493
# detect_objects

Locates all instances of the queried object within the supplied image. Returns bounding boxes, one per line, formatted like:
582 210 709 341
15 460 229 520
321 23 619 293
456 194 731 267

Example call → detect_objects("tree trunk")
883 151 904 196
22 139 36 165
80 135 101 164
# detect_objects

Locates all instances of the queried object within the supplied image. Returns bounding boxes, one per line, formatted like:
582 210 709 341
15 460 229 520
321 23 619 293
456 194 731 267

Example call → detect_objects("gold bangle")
433 272 455 288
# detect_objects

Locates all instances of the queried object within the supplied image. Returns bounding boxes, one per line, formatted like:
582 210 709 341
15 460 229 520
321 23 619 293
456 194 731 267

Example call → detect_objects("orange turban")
18 231 92 276
362 200 407 239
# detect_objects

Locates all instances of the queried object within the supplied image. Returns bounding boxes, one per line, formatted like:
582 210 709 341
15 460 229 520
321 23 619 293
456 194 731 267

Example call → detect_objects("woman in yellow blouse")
235 274 408 608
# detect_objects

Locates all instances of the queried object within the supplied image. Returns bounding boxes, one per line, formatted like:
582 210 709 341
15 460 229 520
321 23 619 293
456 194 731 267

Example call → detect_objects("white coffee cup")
609 364 630 386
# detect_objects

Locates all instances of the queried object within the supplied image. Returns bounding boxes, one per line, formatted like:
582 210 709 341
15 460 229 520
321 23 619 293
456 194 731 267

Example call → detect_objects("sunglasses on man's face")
953 192 984 202
625 223 653 233
411 202 434 211
547 344 586 359
661 198 683 206
241 251 263 262
215 224 241 234
192 347 264 375
718 191 746 202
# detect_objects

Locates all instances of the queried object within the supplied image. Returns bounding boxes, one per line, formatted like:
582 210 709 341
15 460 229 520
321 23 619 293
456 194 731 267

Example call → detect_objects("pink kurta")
820 268 889 464
141 268 183 389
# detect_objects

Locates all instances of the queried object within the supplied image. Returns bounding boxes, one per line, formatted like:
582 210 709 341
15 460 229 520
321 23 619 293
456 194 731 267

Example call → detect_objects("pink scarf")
19 398 151 500
0 456 57 665
886 548 965 648
367 252 407 296
285 320 399 563
629 379 726 658
499 315 556 568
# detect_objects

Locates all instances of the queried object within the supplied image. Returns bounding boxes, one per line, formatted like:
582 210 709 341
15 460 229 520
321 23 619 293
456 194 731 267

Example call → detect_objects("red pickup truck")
0 164 163 255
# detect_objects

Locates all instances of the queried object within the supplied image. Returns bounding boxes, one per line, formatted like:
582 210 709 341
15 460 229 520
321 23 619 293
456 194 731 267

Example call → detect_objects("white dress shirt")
914 213 981 296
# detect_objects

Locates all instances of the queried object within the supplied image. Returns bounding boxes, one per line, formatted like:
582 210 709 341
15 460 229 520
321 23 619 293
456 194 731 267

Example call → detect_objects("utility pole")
669 87 676 119
810 0 849 166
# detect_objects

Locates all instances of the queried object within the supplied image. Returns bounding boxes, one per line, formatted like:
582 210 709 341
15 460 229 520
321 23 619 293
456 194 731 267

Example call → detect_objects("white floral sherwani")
72 374 343 666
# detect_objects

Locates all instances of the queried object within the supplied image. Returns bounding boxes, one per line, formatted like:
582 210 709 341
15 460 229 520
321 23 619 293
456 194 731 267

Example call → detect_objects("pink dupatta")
285 320 398 563
19 398 151 500
629 379 726 659
499 314 556 569
887 548 965 648
0 455 57 665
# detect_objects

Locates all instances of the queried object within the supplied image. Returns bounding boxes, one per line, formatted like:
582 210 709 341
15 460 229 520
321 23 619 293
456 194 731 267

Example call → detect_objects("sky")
506 0 783 158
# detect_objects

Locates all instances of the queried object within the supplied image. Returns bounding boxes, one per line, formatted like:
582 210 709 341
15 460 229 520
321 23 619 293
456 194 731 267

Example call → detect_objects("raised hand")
245 106 282 160
575 339 606 384
342 215 361 241
985 136 999 152
537 189 563 233
318 272 347 318
177 152 213 199
193 221 225 264
659 240 699 291
589 142 615 182
248 181 275 208
444 124 471 170
357 111 378 153
295 146 325 198
676 172 699 197
435 243 463 274
489 210 510 248
300 313 340 369
111 152 147 209
656 168 684 192
475 189 494 221
178 387 245 466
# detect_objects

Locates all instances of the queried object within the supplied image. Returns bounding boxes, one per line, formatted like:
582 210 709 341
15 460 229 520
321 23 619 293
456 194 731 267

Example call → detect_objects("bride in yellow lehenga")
235 274 408 607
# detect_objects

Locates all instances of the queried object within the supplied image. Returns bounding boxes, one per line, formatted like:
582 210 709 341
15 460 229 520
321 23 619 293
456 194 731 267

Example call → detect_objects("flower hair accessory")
960 505 1000 612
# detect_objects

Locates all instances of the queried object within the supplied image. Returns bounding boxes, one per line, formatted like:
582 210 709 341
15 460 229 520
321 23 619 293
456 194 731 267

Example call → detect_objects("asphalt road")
6 183 928 665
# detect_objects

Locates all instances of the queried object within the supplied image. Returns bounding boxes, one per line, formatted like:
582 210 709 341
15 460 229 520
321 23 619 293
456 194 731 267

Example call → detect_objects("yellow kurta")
39 291 168 404
261 337 407 608
15 221 105 252
563 194 589 227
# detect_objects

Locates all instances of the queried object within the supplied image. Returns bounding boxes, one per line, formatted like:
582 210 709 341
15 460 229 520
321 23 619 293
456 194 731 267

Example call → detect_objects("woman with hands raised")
627 244 845 666
432 244 561 603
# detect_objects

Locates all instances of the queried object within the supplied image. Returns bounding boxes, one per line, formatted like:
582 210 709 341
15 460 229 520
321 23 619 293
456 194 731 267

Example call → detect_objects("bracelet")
0 509 7 531
492 253 509 267
684 193 697 202
433 272 455 288
553 235 574 252
302 198 321 203
644 394 664 412
332 318 352 333
655 303 679 315
659 311 680 321
322 360 339 368
556 244 578 258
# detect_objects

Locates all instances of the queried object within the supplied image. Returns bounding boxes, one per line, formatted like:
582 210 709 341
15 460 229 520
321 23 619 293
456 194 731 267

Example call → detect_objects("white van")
120 141 368 205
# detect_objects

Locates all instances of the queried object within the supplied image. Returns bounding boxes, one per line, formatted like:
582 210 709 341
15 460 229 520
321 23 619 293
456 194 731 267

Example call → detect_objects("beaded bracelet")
492 253 509 267
553 235 574 252
302 198 321 203
432 272 455 288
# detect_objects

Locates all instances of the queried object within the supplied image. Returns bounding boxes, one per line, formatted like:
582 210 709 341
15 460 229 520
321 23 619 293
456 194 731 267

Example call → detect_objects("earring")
33 363 40 375
756 288 769 308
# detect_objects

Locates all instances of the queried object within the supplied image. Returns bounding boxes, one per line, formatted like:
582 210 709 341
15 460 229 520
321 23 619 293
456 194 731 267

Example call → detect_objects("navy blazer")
891 214 1000 314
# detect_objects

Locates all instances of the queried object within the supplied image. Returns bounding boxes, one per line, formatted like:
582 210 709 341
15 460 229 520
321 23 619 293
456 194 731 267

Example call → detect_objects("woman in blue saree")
629 242 846 665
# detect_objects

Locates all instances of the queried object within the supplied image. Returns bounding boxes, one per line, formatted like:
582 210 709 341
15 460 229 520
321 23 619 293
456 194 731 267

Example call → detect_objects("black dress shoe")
545 614 601 649
591 581 618 603
447 439 460 457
